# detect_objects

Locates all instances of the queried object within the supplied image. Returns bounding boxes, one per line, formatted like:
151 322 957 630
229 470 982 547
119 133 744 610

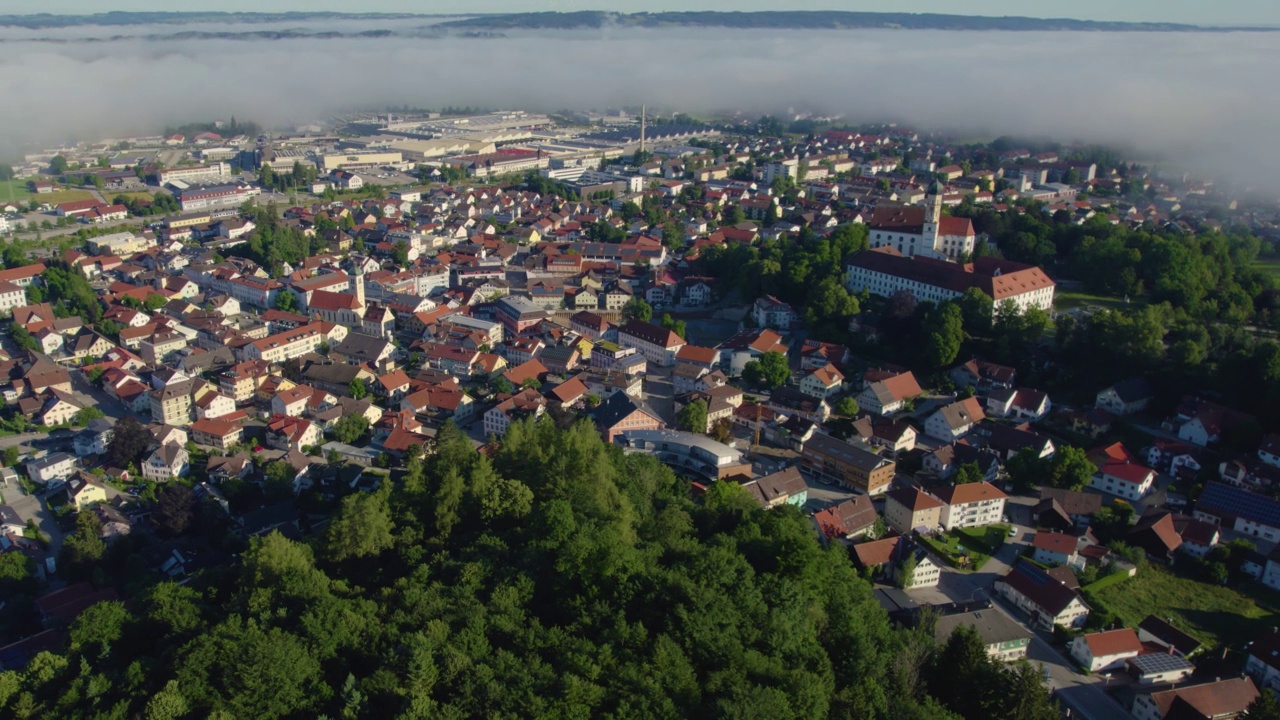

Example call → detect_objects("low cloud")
1 23 1276 191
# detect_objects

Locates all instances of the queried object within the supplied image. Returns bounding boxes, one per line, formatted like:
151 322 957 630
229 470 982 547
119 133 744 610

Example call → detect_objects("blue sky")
9 1 1280 26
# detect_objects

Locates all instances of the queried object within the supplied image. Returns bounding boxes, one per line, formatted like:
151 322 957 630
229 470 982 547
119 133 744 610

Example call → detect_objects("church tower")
923 179 944 251
349 262 366 314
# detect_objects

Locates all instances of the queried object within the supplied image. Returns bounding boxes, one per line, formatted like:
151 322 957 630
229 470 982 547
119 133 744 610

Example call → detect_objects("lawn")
110 191 155 203
38 189 96 205
0 180 32 204
920 524 1009 571
1088 563 1280 649
1054 290 1140 311
1255 256 1280 278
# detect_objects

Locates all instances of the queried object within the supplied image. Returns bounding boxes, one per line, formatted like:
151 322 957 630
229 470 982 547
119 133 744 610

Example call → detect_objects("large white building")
157 162 231 185
866 182 976 260
845 248 1055 314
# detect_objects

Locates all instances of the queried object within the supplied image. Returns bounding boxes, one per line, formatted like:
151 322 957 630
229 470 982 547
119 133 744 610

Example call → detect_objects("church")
304 265 366 328
867 181 976 261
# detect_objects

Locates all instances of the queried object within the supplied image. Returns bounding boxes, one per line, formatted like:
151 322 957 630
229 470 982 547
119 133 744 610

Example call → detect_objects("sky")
7 1 1280 27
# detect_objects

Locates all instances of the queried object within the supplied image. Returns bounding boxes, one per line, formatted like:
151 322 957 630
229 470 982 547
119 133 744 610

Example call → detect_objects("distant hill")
436 10 1271 32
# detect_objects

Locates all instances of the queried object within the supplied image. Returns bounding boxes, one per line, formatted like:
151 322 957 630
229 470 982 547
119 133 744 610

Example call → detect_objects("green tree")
957 287 994 336
59 511 106 577
73 406 105 426
274 290 297 312
1244 689 1280 719
348 377 368 400
660 313 687 339
49 155 68 174
325 484 394 562
332 414 369 445
954 462 984 485
743 351 790 388
925 302 965 369
835 396 859 417
2 446 19 467
622 297 653 323
1047 446 1094 490
107 416 151 468
262 461 296 501
676 399 709 433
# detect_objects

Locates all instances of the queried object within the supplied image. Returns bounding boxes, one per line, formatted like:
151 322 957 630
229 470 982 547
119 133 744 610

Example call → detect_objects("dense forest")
0 421 1057 719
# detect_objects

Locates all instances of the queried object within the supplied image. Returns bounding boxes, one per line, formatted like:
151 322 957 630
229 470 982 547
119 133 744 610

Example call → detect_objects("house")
995 560 1089 630
73 418 114 457
798 363 844 399
1070 628 1143 672
482 388 546 438
923 397 985 441
1130 677 1258 720
1246 628 1280 693
851 535 942 589
25 452 77 485
265 415 322 452
717 328 788 377
767 386 831 424
1174 396 1254 448
1260 434 1280 470
142 443 190 482
271 385 316 417
1095 378 1154 416
1127 652 1196 687
1035 488 1102 530
812 495 879 540
984 387 1050 422
933 610 1032 662
751 295 797 329
590 391 663 443
191 417 244 451
1032 531 1080 567
857 370 923 416
800 433 895 495
1128 512 1184 562
1088 443 1155 501
1138 616 1202 659
332 333 396 370
849 415 917 454
884 487 945 533
739 467 808 509
66 474 108 509
618 320 686 367
950 358 1016 392
1198 482 1280 550
935 482 1008 530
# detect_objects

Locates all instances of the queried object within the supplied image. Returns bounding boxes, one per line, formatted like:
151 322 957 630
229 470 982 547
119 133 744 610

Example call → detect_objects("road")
7 485 66 555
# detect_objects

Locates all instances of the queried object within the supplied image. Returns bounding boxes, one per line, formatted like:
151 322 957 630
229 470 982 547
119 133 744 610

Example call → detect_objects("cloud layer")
2 23 1276 191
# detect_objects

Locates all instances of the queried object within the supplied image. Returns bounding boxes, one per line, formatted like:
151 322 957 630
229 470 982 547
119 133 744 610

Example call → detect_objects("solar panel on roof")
1131 653 1194 674
1200 482 1280 528
1017 561 1052 586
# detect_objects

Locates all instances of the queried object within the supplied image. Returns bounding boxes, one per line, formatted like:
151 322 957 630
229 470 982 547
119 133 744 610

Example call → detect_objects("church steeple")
350 261 366 312
924 179 944 249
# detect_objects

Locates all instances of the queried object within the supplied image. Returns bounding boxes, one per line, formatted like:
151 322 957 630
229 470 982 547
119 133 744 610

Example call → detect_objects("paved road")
69 368 132 420
7 487 65 555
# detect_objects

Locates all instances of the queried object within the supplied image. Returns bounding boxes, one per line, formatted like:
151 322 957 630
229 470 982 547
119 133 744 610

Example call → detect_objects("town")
2 107 1280 720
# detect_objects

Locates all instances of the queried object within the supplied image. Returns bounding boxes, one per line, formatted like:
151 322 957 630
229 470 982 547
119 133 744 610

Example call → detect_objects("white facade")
941 497 1007 530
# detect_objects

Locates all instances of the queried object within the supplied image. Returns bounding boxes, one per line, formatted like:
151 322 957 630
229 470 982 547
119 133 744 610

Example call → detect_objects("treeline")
223 204 328 276
0 421 1058 719
258 161 319 193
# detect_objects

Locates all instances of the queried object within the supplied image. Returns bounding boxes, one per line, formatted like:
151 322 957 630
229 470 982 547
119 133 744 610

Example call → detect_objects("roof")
1081 628 1142 658
814 495 878 537
1197 482 1280 530
999 560 1085 616
934 397 985 431
933 481 1007 506
1149 678 1258 719
803 433 892 473
1104 377 1153 403
1139 616 1202 657
887 487 945 513
869 371 922 404
1129 512 1183 558
591 391 659 430
934 609 1030 648
852 535 904 568
1039 487 1102 516
619 320 684 349
676 344 719 365
1033 530 1077 556
847 250 1055 301
503 359 548 387
750 467 807 503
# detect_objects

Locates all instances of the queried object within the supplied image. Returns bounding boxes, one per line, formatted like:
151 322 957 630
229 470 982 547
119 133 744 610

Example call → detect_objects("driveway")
7 488 65 556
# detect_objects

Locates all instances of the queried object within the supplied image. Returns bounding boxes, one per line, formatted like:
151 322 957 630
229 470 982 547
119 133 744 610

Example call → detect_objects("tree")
348 378 368 400
622 297 653 323
73 406 105 426
1244 690 1280 719
1047 446 1094 491
1005 448 1048 493
275 291 297 312
662 220 685 250
898 551 918 589
2 446 18 467
325 484 394 562
743 351 790 389
676 399 709 433
262 461 296 501
925 302 965 369
107 416 151 469
49 155 68 174
660 313 687 339
709 418 733 443
59 511 106 577
153 484 196 537
957 287 994 336
332 414 369 445
392 240 410 266
954 462 984 485
489 375 513 396
835 397 859 417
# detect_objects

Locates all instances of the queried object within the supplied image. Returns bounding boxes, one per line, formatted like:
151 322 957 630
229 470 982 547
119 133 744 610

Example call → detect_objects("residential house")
739 467 809 509
717 328 788 377
25 452 77 485
985 387 1050 422
857 370 923 416
799 363 844 399
1032 531 1080 567
767 386 831 424
935 482 1008 530
66 475 108 509
1199 482 1280 550
1137 616 1202 659
751 295 797 329
1095 378 1153 416
1035 488 1102 530
1130 677 1258 720
1245 628 1280 693
934 610 1032 662
142 443 190 482
995 560 1090 630
812 495 879 541
191 418 244 451
73 418 114 457
618 320 686 367
483 388 547 438
850 415 917 454
1088 443 1155 501
884 487 945 533
851 535 942 589
1070 628 1143 673
950 359 1016 393
923 397 985 441
265 415 322 452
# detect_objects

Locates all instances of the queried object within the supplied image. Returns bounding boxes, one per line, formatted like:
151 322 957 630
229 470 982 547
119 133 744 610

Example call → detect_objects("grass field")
1255 256 1280 278
0 180 32 204
1054 290 1139 311
920 524 1009 571
110 191 154 203
1089 563 1280 648
0 183 97 206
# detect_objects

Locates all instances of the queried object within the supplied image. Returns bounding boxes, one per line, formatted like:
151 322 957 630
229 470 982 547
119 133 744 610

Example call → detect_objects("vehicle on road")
1009 526 1019 537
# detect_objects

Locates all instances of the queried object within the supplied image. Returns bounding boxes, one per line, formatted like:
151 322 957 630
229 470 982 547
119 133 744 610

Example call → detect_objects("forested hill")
0 420 1057 719
437 10 1267 32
